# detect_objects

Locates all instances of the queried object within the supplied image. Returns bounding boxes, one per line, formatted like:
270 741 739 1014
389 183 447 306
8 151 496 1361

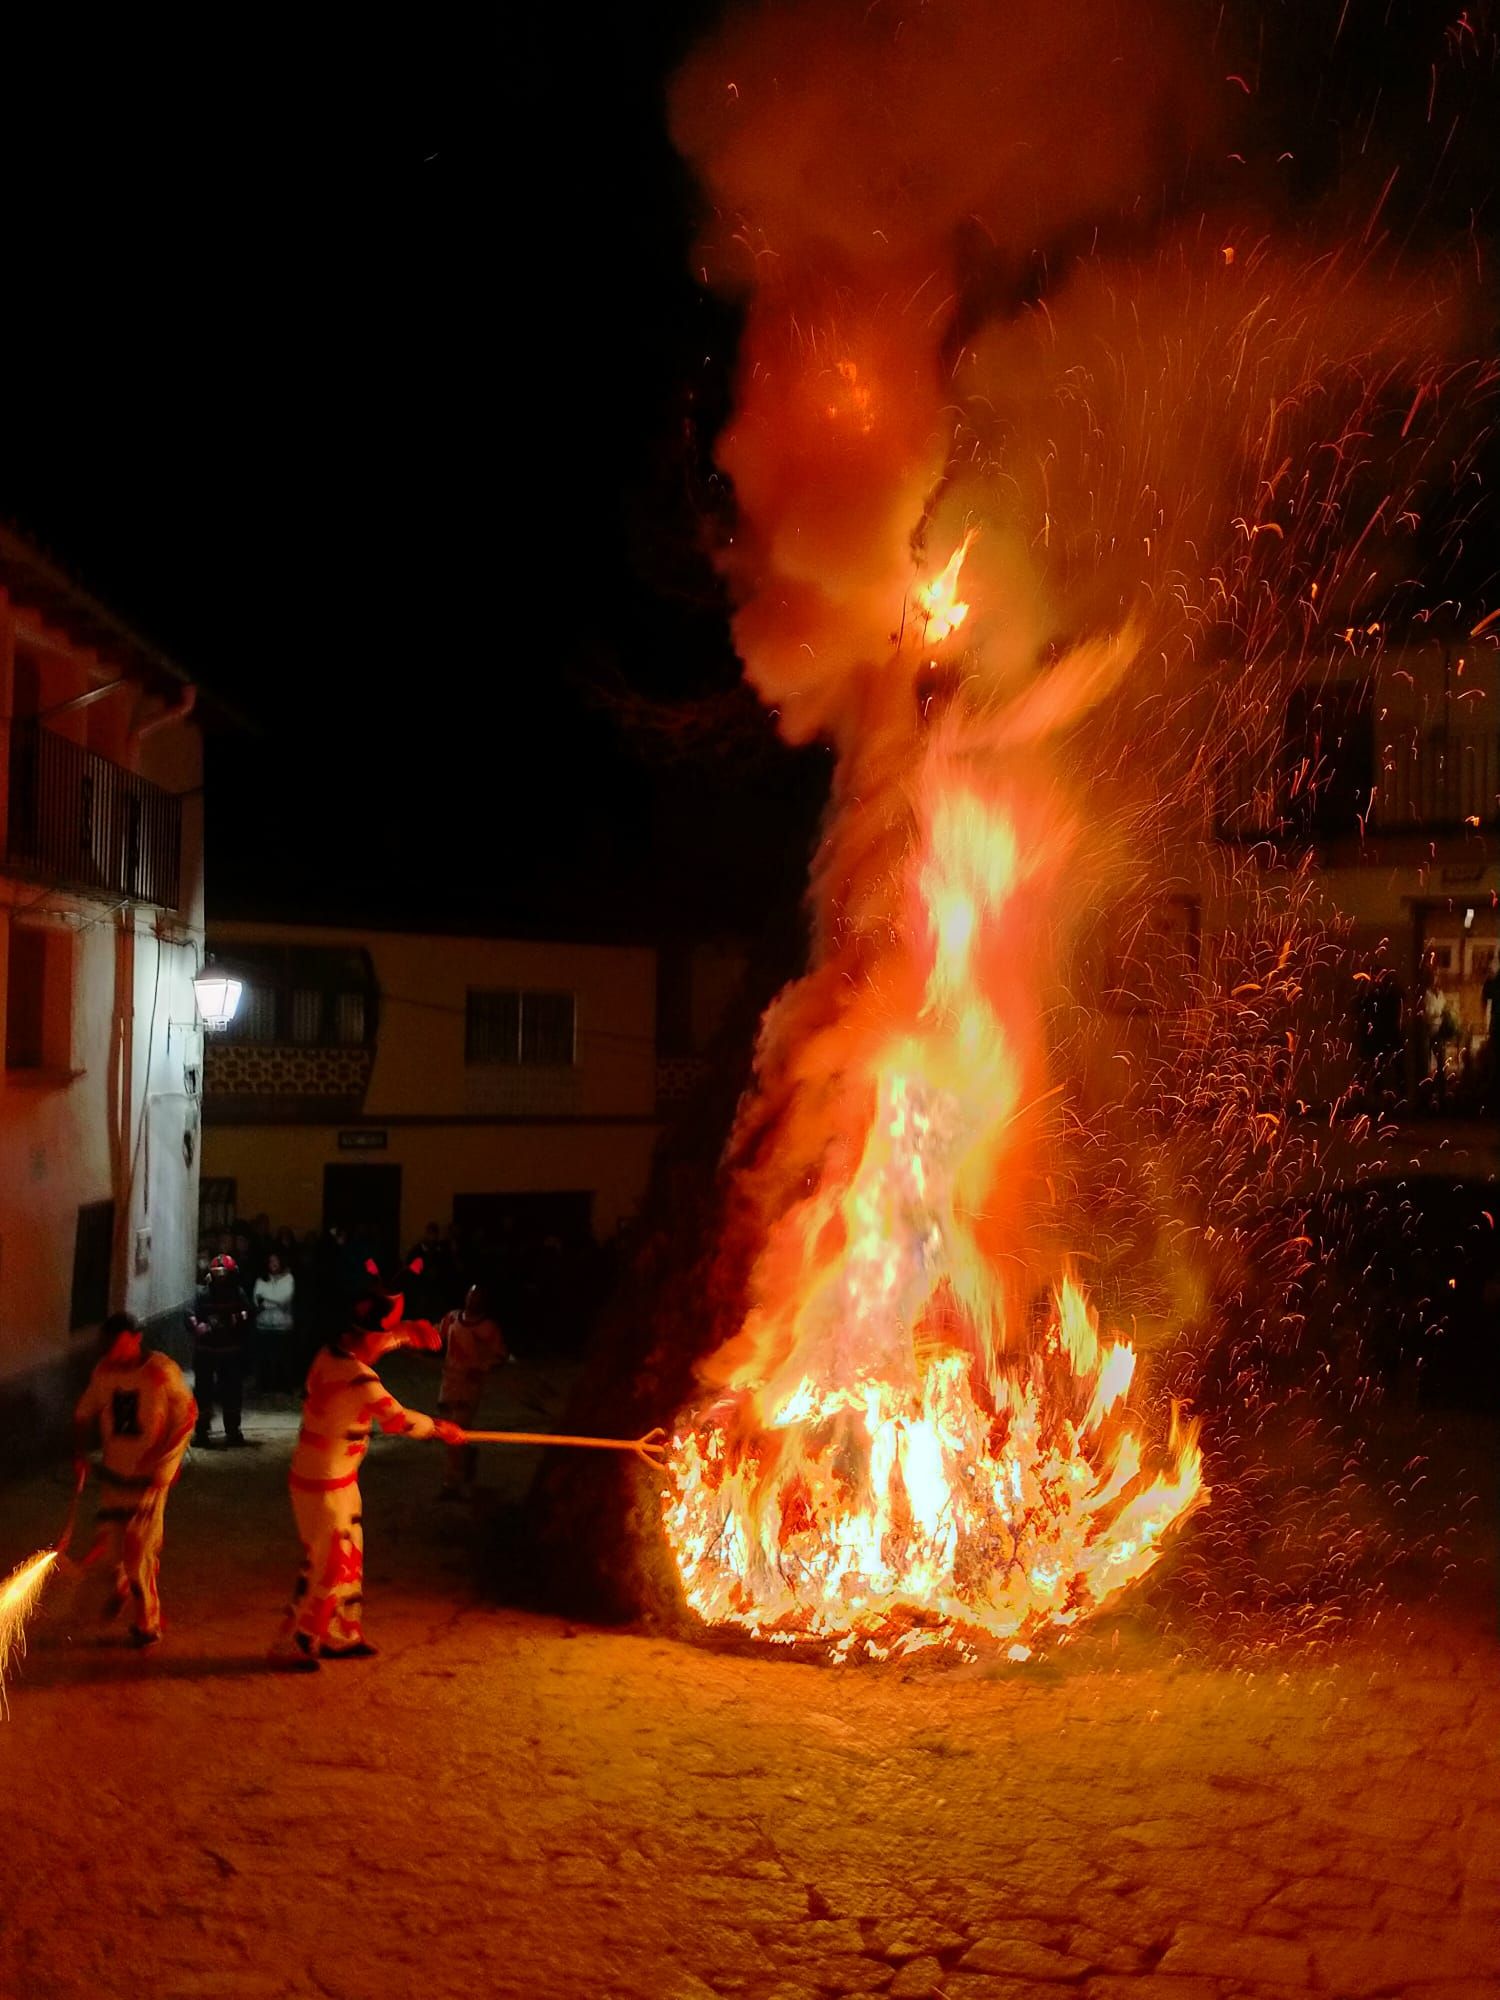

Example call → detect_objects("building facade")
200 921 668 1263
0 530 206 1437
1217 634 1500 1088
1054 632 1499 1167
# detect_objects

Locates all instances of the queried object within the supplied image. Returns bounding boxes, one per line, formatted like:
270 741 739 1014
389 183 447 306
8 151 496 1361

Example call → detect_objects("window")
466 990 522 1064
199 1177 237 1239
11 648 42 720
1278 682 1375 839
522 991 576 1065
335 993 366 1045
218 945 377 1046
70 1199 115 1330
5 926 47 1069
230 982 278 1042
466 989 576 1067
5 923 72 1073
290 989 323 1043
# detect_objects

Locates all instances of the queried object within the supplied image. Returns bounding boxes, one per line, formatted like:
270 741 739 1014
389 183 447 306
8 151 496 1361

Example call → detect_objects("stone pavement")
1 1356 1497 2000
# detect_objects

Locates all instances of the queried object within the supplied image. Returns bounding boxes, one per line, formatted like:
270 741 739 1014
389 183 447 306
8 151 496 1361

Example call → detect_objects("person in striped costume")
269 1285 460 1671
73 1312 198 1647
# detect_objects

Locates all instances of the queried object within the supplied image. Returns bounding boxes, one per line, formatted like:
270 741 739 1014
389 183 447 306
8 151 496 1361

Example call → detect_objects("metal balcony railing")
5 719 183 908
1374 729 1500 830
1218 728 1500 841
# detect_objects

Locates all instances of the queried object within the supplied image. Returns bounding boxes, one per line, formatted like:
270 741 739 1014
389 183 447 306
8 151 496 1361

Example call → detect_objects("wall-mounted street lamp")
192 968 243 1031
170 956 245 1054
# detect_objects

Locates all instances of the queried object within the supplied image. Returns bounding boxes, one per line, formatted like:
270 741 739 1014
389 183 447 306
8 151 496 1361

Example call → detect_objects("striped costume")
74 1351 197 1640
273 1348 436 1660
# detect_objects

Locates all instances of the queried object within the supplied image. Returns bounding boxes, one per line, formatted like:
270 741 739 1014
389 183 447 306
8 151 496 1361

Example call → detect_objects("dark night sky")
2 7 1495 940
0 8 817 939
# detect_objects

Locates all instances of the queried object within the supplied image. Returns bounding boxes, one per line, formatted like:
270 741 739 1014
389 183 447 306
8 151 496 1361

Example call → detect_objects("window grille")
335 993 366 1045
465 988 576 1067
290 990 323 1043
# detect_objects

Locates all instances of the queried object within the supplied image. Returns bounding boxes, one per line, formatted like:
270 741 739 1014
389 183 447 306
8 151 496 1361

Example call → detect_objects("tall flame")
663 757 1205 1659
653 0 1230 1659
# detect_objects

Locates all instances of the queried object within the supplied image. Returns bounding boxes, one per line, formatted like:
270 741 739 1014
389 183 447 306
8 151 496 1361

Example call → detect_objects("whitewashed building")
0 527 207 1445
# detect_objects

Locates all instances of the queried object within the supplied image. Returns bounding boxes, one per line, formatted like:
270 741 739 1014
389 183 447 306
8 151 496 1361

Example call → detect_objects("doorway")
322 1163 403 1270
1413 901 1500 1111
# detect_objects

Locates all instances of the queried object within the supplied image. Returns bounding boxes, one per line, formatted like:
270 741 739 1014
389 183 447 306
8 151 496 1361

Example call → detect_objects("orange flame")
663 780 1205 1660
915 530 978 644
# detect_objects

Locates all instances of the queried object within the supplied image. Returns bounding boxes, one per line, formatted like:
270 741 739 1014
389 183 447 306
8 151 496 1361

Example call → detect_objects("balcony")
1375 729 1500 831
5 719 182 908
199 944 379 1122
1219 726 1500 843
202 1040 375 1124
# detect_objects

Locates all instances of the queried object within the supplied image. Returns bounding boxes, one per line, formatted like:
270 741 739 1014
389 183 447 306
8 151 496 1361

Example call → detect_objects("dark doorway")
322 1163 403 1271
70 1198 116 1330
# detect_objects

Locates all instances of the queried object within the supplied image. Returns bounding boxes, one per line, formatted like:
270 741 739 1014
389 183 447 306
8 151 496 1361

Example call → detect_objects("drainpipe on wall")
108 684 196 1309
109 909 137 1315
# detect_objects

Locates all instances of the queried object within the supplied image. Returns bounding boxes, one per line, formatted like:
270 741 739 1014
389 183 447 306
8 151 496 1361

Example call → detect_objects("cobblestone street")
2 1360 1498 2000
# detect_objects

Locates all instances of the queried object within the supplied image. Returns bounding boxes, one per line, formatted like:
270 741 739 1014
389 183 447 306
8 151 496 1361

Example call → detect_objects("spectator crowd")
1353 952 1500 1118
192 1209 611 1426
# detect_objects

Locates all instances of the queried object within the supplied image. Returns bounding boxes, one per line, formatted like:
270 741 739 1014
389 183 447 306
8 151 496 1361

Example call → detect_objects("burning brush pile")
664 751 1207 1659
544 0 1494 1663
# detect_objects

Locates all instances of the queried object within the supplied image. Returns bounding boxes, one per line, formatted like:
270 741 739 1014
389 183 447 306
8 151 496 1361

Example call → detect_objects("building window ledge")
4 1065 86 1088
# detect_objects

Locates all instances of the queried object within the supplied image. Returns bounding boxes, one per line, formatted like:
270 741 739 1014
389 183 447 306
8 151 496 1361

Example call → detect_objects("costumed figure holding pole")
269 1281 461 1672
72 1311 199 1649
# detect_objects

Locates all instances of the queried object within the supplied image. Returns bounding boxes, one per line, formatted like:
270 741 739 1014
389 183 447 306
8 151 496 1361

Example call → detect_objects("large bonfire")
653 0 1482 1659
662 535 1205 1658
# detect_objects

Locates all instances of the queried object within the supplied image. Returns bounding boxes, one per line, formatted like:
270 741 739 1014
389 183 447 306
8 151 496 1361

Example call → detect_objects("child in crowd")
269 1285 460 1671
436 1283 510 1499
73 1312 198 1648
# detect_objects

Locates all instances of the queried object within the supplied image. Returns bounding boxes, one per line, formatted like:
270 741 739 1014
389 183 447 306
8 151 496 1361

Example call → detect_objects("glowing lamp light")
193 971 243 1031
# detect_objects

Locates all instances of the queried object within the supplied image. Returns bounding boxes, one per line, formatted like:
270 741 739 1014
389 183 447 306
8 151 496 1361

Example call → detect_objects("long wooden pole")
56 1461 88 1557
457 1426 669 1467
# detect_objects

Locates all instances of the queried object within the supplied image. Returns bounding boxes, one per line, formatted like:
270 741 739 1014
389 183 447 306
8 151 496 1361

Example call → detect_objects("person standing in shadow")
188 1254 253 1446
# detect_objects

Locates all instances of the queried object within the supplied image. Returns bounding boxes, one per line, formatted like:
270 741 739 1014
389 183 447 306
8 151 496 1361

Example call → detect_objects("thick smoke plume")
671 0 1220 743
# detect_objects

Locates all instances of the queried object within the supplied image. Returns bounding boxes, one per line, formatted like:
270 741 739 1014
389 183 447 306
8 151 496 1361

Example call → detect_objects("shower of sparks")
0 1550 58 1717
